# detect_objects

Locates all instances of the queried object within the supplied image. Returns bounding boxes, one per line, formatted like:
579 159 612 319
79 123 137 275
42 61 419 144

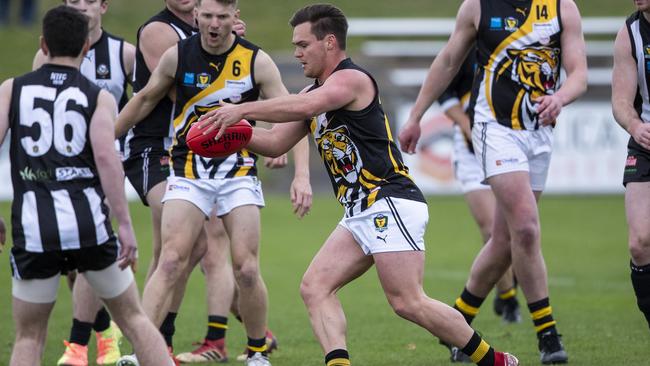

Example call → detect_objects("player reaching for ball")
114 1 310 365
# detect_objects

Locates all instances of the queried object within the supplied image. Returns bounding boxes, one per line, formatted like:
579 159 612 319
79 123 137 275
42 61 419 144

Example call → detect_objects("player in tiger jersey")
437 51 521 330
198 4 519 366
399 0 587 363
33 1 133 364
612 0 650 332
114 1 310 365
0 6 174 366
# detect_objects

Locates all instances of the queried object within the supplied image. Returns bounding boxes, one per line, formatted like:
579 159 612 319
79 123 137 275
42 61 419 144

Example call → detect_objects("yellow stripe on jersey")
234 149 253 177
309 117 317 134
484 0 557 130
511 89 526 129
336 184 347 201
460 91 471 106
184 151 196 179
361 168 385 183
383 114 412 179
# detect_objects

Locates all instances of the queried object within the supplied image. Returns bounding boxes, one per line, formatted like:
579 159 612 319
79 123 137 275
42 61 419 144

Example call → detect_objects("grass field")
0 194 647 365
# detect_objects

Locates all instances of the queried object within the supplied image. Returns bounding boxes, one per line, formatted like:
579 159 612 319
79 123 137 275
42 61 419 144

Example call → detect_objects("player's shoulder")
139 20 183 44
102 29 125 42
236 35 261 52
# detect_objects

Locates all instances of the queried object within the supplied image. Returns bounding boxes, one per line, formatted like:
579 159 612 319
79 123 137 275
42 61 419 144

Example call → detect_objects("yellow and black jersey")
307 58 425 217
171 34 260 179
469 0 562 130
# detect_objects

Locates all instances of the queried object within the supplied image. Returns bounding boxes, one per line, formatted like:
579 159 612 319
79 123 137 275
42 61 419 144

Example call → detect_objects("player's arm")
90 90 137 269
438 69 472 140
254 50 313 217
399 0 479 154
248 121 309 159
32 49 47 70
537 0 587 125
114 46 177 137
612 25 650 150
199 67 368 139
122 41 136 85
139 22 182 71
0 78 12 252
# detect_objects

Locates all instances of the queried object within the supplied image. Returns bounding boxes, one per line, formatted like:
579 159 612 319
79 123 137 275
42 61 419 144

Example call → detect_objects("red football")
186 119 252 158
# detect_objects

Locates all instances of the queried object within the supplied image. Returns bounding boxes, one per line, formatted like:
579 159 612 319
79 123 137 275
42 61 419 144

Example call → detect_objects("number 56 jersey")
8 64 115 252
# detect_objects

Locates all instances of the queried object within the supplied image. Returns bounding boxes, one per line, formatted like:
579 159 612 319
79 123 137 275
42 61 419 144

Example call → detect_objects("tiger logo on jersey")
506 46 560 128
316 126 362 185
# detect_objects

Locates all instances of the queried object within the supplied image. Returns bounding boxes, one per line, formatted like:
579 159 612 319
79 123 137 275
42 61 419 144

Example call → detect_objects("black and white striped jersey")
81 30 129 157
8 64 115 252
82 30 128 110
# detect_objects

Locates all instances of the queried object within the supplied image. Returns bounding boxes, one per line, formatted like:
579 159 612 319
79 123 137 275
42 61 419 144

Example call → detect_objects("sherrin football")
186 119 252 158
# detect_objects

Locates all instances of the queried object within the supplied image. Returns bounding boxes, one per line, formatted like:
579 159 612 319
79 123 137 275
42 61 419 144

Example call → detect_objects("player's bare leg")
145 182 167 284
100 282 174 366
222 204 269 359
300 226 374 353
142 199 205 327
10 297 54 366
625 182 650 328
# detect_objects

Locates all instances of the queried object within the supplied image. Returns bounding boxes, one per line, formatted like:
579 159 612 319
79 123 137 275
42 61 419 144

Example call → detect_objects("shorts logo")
504 17 519 32
490 17 502 30
184 72 195 85
495 158 519 166
373 214 388 233
196 73 211 89
626 156 637 167
168 184 190 192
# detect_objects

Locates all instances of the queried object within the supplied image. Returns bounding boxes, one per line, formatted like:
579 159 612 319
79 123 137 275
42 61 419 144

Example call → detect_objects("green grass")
0 194 647 365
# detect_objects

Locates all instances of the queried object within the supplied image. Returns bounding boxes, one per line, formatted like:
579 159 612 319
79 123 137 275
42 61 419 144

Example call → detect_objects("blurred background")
0 0 638 197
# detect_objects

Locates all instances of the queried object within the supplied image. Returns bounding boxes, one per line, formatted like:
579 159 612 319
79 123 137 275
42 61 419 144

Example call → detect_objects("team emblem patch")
196 73 211 89
96 63 109 77
645 45 650 58
505 17 519 32
373 214 388 233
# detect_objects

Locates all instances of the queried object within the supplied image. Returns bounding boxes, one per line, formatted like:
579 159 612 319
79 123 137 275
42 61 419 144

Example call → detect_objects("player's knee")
511 221 540 249
629 233 650 263
299 276 325 306
158 250 188 282
233 259 260 289
388 294 422 322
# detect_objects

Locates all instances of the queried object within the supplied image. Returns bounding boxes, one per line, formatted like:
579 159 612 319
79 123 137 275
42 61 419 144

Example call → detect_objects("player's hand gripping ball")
186 119 252 158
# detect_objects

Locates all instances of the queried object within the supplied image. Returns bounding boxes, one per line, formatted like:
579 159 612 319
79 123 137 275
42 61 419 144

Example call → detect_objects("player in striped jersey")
199 4 519 366
399 0 587 363
612 0 650 331
0 6 174 366
33 1 133 364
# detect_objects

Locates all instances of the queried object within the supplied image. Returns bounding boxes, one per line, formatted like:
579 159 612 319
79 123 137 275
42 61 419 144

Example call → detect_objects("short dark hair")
289 4 348 50
196 0 238 7
42 5 89 57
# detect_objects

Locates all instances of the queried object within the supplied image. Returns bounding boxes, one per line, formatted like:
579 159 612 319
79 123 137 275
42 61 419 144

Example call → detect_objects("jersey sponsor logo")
55 167 94 181
96 64 110 79
505 17 519 32
490 17 503 30
226 80 247 103
316 125 363 185
626 155 638 167
183 72 195 85
19 166 53 182
373 214 388 233
196 73 212 89
50 72 67 86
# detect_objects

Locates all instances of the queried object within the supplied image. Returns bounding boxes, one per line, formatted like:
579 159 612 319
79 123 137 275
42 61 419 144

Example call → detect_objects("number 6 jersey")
8 64 115 252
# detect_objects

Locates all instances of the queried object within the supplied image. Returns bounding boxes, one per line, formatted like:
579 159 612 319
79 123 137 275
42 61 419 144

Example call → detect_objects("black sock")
461 331 495 366
528 298 558 338
325 349 350 366
631 261 650 329
92 307 111 333
206 315 228 341
159 312 178 348
69 318 93 346
453 287 485 325
247 336 267 357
